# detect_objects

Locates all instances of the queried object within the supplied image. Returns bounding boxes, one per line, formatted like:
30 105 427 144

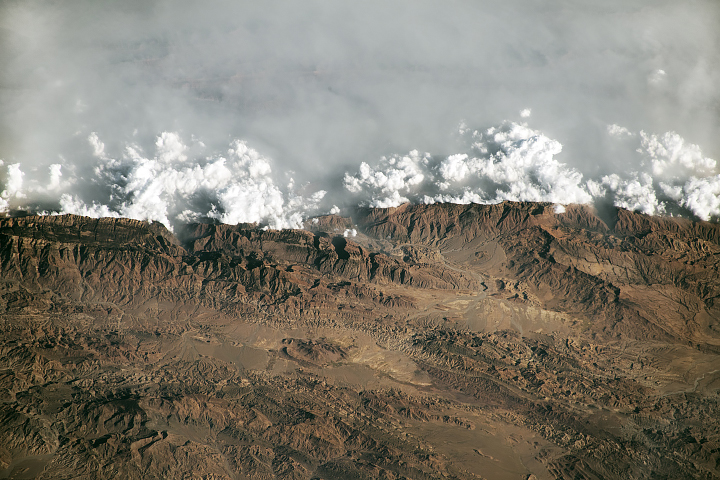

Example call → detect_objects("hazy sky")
1 0 719 227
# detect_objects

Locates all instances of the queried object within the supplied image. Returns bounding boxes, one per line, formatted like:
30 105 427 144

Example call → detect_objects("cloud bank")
2 119 718 230
1 0 720 227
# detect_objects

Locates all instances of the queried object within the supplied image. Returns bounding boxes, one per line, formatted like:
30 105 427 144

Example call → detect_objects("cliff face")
1 203 719 480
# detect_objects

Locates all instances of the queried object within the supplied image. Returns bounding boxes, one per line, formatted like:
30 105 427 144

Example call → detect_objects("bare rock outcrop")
1 203 720 480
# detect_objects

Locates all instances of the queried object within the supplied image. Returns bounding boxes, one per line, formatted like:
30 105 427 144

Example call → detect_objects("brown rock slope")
356 202 720 345
0 202 719 479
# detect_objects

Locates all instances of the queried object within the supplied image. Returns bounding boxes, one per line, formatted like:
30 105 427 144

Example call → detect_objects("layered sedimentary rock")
1 202 719 479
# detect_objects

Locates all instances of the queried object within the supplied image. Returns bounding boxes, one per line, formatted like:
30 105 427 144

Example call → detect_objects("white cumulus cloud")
344 121 594 208
639 131 716 178
56 133 328 230
607 124 634 137
672 176 720 221
602 127 720 220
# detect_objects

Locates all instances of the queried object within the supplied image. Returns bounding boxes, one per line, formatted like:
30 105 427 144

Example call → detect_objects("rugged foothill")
1 201 719 479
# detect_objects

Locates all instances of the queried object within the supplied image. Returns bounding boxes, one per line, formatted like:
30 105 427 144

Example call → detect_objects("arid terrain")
1 201 719 479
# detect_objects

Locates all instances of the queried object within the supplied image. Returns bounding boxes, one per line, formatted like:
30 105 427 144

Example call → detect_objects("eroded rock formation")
1 202 719 479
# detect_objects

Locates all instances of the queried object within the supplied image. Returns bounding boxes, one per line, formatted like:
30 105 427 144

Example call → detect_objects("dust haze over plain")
1 0 720 229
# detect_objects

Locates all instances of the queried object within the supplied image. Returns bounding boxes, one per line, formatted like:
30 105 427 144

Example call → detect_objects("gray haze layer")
1 0 719 227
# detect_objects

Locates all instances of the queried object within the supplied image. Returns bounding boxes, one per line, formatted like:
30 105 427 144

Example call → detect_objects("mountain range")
1 201 719 479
